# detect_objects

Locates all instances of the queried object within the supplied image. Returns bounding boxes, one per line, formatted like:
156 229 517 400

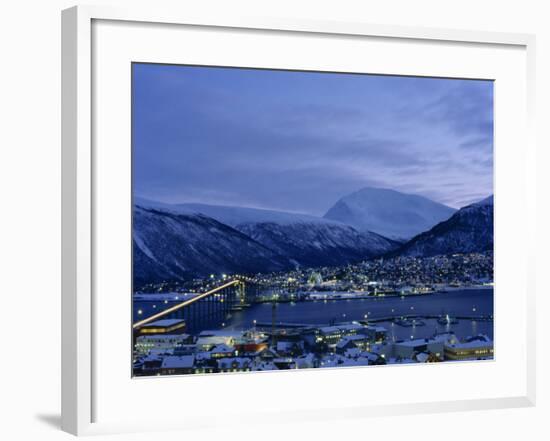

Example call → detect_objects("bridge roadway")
133 279 244 330
132 278 281 332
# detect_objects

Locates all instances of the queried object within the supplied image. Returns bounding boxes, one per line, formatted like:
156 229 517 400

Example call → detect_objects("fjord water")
134 289 493 340
226 288 494 340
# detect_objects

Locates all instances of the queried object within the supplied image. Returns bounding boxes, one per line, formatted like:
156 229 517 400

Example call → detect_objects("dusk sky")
132 63 493 214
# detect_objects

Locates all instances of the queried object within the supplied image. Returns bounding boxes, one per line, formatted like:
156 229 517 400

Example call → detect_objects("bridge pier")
133 279 278 336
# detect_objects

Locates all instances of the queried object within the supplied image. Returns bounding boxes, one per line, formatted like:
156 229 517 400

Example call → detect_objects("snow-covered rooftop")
161 355 195 368
447 334 493 349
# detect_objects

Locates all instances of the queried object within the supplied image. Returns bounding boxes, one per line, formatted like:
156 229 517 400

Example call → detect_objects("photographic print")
131 63 494 377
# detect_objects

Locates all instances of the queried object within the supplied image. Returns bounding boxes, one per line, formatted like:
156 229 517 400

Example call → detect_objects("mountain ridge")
133 206 292 287
132 199 400 286
390 195 493 257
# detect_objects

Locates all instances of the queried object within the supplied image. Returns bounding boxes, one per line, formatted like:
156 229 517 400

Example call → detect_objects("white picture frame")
62 5 536 436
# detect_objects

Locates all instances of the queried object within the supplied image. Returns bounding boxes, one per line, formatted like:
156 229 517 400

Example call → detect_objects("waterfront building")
134 334 191 356
137 319 186 335
318 326 343 346
318 323 365 346
444 335 494 361
196 331 239 350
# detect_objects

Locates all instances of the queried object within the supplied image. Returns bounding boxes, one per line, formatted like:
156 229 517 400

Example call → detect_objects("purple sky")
132 63 493 214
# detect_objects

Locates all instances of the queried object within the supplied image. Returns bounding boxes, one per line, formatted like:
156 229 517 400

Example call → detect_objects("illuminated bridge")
133 279 276 333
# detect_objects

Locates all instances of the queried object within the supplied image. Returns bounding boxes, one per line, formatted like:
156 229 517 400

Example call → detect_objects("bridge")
133 278 275 333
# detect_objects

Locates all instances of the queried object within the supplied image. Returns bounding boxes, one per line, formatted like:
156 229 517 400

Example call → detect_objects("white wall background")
0 0 547 439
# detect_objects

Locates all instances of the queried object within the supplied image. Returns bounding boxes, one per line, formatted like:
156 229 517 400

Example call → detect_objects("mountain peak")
323 187 456 240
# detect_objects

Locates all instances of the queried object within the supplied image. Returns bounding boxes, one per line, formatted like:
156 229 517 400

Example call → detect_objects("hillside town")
135 251 493 298
133 319 494 376
133 251 494 376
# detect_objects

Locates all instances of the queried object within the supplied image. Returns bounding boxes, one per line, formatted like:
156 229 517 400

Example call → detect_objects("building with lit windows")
137 319 186 335
216 357 251 372
135 334 192 356
318 323 365 346
444 335 494 360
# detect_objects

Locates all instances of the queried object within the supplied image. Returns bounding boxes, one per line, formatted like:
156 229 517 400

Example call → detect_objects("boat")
394 318 426 327
437 314 459 325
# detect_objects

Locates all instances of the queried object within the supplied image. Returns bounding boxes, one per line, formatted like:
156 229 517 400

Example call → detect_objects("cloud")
133 64 493 212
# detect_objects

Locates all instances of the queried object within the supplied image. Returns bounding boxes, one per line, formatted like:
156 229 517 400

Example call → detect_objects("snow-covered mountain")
392 195 494 257
134 197 342 227
133 206 290 287
236 221 398 269
133 198 399 285
323 187 456 240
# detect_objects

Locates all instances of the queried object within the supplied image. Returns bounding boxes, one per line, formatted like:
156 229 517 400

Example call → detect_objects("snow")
323 186 456 240
161 355 195 369
133 197 399 283
134 196 344 227
397 194 494 257
395 338 431 347
133 231 157 262
209 344 235 354
217 357 251 369
446 334 493 349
